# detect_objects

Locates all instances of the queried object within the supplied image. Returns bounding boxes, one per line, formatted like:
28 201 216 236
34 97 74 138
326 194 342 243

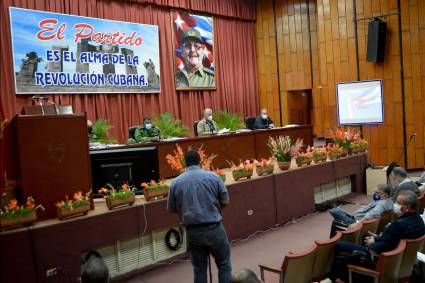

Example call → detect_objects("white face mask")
207 115 213 121
261 114 268 119
393 203 402 215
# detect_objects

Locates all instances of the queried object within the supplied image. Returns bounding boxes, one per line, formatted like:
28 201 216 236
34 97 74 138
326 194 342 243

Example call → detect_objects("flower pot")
144 186 169 201
106 195 136 210
340 149 349 157
57 204 90 220
296 157 313 167
232 169 253 181
277 161 291 170
328 152 340 160
313 155 327 163
256 164 274 176
1 210 37 231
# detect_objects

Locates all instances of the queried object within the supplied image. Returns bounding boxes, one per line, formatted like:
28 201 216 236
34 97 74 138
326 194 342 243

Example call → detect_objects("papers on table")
218 128 230 134
418 252 425 263
282 124 299 128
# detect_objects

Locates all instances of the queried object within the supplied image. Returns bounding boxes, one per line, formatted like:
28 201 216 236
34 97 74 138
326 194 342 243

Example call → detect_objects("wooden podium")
14 113 92 220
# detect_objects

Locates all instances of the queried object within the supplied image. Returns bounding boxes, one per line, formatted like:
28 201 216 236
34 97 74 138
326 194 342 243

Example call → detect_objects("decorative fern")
214 110 245 131
152 112 189 138
90 119 117 144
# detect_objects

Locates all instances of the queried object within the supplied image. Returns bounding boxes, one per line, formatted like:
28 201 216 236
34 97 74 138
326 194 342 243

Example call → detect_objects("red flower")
7 199 19 210
141 182 148 188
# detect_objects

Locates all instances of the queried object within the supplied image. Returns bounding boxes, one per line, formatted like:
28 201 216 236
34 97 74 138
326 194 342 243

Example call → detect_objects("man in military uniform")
176 28 215 88
131 116 161 143
197 108 219 136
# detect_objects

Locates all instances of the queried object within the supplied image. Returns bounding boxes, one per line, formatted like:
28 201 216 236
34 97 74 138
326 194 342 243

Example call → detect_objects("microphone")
409 133 417 140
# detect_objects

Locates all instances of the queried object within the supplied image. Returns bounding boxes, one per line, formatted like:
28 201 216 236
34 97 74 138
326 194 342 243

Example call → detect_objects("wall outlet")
247 210 253 215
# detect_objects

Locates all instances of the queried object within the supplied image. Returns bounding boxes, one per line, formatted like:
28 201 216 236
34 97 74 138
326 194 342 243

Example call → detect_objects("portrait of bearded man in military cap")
172 12 215 90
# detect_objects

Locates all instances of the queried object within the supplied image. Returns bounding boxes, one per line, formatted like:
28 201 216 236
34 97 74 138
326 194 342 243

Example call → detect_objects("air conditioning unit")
314 177 352 204
91 225 187 278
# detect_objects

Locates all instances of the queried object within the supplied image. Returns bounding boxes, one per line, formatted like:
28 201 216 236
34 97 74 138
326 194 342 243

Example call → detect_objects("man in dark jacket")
254 108 275 130
391 167 420 200
329 190 425 282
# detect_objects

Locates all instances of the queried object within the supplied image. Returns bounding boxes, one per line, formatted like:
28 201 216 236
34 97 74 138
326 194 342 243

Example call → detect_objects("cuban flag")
173 11 214 71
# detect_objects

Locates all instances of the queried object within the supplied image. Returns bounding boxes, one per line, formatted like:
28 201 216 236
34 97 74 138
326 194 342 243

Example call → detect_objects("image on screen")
336 80 384 125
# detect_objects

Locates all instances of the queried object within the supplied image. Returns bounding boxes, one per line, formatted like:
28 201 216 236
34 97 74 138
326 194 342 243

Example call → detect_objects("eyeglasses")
183 42 204 50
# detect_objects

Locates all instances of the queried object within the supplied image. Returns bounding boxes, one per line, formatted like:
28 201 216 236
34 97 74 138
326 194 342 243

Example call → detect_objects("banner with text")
9 7 161 94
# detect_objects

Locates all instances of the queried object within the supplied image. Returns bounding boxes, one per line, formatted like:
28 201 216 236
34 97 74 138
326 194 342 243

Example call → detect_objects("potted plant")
295 148 313 167
331 127 360 156
327 144 343 160
267 136 303 170
98 183 136 210
142 180 169 201
89 119 117 144
254 157 275 176
213 169 226 183
312 146 328 163
0 197 44 230
166 144 217 174
214 110 246 131
349 140 362 154
230 160 254 181
358 139 369 152
152 112 189 139
55 191 91 220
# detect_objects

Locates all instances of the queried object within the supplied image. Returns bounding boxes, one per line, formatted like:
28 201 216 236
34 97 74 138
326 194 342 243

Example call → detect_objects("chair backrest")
377 211 395 234
357 218 380 244
398 234 425 281
245 117 257 130
128 126 138 139
193 120 199 137
417 192 425 214
341 222 363 244
375 240 406 283
312 231 342 281
281 244 317 283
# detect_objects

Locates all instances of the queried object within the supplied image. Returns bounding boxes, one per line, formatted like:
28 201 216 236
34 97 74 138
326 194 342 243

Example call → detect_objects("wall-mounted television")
90 146 159 197
336 80 384 125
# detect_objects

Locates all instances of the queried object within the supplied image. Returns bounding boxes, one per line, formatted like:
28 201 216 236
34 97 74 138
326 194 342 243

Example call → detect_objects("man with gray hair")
197 108 219 136
81 251 110 283
391 167 420 200
253 108 275 130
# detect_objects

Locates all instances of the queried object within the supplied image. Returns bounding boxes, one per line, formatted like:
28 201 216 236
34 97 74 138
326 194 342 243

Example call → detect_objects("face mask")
145 123 152 130
372 193 381 202
261 114 268 119
393 203 402 215
207 115 213 121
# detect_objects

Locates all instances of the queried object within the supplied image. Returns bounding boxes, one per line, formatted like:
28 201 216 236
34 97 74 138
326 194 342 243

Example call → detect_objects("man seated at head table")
133 116 161 142
329 190 425 283
254 108 275 130
197 108 219 136
329 184 393 237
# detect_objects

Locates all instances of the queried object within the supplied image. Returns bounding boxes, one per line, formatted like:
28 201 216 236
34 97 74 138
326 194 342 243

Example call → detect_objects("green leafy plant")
90 119 117 144
98 183 136 199
55 191 91 210
214 110 245 131
152 112 189 138
0 197 44 218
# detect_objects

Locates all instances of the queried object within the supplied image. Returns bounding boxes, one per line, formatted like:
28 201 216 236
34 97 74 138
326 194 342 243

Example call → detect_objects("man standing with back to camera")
167 150 232 283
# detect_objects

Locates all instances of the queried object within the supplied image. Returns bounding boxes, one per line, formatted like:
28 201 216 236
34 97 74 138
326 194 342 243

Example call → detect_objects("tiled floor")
125 195 368 283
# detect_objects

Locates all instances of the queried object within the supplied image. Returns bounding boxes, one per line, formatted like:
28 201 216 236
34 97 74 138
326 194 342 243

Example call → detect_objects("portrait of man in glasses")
175 28 215 89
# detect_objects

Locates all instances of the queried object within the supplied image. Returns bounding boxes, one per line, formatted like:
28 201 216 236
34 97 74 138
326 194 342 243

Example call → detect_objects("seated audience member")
329 184 393 236
391 167 420 200
81 251 110 283
197 108 219 136
329 191 425 282
231 269 263 283
134 116 161 142
254 108 275 130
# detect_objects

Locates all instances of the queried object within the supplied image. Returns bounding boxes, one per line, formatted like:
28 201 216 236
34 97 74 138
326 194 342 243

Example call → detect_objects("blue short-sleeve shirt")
167 165 229 225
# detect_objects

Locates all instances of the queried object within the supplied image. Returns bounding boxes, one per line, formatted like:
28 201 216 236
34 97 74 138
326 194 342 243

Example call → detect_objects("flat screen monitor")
336 80 384 125
90 146 159 197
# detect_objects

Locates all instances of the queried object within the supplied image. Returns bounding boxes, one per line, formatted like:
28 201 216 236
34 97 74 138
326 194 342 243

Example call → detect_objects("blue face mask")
145 123 152 130
372 192 381 202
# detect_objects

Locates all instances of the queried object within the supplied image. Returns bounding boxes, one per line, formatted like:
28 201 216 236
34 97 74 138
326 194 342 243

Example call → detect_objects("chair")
348 240 406 283
340 222 363 244
259 244 317 283
377 211 395 234
245 117 257 130
193 120 199 136
398 234 425 283
312 231 342 282
417 192 425 214
128 126 138 139
357 218 380 245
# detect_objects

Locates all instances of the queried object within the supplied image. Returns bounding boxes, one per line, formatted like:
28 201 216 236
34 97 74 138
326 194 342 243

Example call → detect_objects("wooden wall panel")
256 0 425 168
